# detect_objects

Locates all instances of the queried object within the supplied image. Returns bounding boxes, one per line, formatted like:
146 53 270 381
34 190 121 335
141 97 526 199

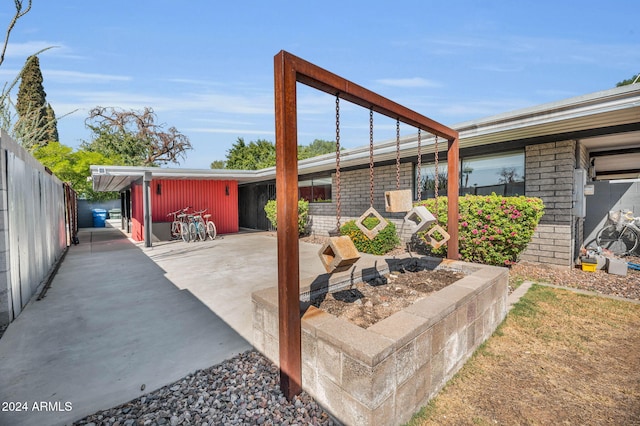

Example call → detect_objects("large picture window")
461 151 524 196
415 150 524 199
298 177 332 202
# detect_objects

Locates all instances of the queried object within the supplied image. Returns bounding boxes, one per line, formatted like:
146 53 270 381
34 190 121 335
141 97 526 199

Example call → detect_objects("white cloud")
375 77 441 88
45 70 132 83
184 127 273 135
5 41 69 58
49 88 274 115
440 99 532 118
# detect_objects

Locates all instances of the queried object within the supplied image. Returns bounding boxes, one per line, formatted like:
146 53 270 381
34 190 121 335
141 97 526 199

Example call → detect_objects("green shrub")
264 199 309 235
416 194 544 266
340 217 400 255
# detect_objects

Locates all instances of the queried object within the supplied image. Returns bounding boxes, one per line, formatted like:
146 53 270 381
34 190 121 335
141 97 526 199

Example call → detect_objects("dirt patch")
408 285 640 426
310 268 464 328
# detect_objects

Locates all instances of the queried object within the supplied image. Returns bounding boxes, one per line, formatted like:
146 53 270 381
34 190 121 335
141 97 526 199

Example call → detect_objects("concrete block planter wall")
252 258 508 426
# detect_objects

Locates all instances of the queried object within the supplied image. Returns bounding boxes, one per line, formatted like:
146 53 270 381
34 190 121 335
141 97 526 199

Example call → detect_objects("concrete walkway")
0 222 388 425
0 225 252 426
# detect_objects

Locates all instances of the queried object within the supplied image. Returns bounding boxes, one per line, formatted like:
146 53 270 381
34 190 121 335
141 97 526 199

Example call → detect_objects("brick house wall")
308 163 416 241
309 142 583 267
520 140 578 266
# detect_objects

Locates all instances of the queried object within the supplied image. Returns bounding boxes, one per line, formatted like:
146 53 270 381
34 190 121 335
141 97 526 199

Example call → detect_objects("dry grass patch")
407 285 640 426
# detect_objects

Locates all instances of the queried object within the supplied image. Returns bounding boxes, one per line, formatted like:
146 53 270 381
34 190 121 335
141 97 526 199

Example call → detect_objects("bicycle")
188 209 207 242
595 210 640 256
167 207 191 242
202 210 217 240
167 208 187 241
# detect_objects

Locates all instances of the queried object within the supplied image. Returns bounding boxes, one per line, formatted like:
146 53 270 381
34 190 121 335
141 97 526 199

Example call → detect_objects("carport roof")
89 166 272 192
91 84 640 193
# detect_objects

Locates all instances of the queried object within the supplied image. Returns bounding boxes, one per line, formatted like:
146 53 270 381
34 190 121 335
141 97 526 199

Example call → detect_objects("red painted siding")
131 179 239 242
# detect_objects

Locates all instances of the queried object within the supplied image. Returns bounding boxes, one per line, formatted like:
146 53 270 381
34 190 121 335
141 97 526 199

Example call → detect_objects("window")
462 151 524 196
298 177 332 202
415 150 524 199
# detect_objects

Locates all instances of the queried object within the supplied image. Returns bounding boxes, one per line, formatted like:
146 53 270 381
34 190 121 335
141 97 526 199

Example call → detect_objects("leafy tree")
224 137 337 170
298 139 336 160
44 102 58 141
225 137 276 170
210 160 226 169
16 55 46 126
616 74 639 87
83 106 191 166
33 142 118 200
15 54 58 148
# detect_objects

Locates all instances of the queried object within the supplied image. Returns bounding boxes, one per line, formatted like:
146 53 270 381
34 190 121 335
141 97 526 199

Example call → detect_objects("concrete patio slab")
0 221 397 425
0 225 251 426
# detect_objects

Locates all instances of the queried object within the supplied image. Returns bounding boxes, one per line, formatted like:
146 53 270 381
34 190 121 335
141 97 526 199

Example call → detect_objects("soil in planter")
310 269 464 329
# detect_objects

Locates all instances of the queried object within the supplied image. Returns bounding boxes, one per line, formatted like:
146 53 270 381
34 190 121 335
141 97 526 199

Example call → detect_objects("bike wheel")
171 221 180 239
180 222 190 242
189 222 197 242
197 221 206 241
623 227 640 255
206 221 217 240
596 224 638 255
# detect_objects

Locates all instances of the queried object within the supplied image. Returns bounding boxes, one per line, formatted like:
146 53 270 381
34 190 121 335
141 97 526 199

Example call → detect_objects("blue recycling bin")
92 209 107 227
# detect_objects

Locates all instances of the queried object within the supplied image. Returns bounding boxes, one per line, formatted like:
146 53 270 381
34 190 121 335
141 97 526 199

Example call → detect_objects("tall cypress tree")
44 103 59 142
16 55 57 146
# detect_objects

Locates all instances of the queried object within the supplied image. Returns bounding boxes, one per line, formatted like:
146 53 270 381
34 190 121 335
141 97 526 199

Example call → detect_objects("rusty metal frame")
274 50 459 399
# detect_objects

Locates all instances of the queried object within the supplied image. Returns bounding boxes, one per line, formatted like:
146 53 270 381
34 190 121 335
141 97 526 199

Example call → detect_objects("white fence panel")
1 131 67 324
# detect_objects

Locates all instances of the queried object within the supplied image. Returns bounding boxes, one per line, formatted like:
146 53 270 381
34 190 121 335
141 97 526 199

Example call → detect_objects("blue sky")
1 1 638 169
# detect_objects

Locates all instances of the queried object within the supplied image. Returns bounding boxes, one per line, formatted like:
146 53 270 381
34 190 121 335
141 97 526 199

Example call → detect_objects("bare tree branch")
86 106 192 165
1 0 33 68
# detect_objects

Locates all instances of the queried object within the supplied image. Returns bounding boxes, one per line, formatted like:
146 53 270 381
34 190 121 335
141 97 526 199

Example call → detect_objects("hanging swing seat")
318 236 361 273
355 206 387 240
403 205 436 234
425 224 450 249
384 189 413 213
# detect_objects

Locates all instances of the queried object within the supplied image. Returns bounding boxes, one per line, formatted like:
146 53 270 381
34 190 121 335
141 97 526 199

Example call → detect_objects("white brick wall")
309 163 414 239
309 141 581 267
522 141 577 266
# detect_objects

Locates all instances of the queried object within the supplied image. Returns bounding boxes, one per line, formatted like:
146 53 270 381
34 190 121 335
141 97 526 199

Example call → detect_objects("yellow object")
581 263 597 272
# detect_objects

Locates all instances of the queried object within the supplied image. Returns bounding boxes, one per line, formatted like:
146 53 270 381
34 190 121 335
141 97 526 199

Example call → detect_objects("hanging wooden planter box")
403 205 436 234
355 206 388 240
318 236 361 273
384 189 413 213
426 224 450 249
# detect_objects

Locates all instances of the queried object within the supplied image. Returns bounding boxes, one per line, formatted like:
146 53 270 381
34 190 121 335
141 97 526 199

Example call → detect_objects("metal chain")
369 108 374 207
434 135 439 222
335 95 341 229
395 119 401 190
417 129 422 201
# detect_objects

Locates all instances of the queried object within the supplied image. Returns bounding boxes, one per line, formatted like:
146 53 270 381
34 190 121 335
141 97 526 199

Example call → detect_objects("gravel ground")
74 350 336 426
510 255 640 301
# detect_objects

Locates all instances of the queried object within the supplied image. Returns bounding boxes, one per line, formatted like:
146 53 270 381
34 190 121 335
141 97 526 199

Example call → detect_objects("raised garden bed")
252 256 508 426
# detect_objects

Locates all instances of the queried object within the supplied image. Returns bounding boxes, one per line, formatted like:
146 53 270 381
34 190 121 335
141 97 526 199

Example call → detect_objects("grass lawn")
407 284 640 425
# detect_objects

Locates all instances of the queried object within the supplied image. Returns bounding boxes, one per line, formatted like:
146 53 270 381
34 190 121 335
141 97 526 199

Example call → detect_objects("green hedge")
340 217 400 255
416 194 544 266
264 199 309 235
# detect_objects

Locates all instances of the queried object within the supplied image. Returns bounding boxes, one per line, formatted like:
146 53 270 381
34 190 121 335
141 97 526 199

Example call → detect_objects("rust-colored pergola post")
273 50 459 400
447 137 460 259
274 51 302 398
